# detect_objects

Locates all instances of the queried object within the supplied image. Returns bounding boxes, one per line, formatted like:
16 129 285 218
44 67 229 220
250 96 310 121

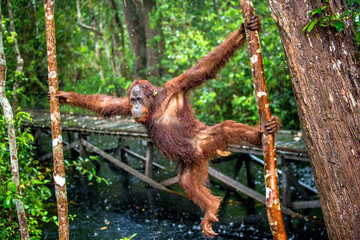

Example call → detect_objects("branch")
238 1 288 239
7 0 24 111
0 4 30 239
44 1 69 239
76 0 103 36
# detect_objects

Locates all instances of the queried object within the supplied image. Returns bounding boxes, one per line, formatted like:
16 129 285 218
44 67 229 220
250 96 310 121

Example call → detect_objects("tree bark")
109 0 125 57
142 0 163 77
97 0 115 74
7 0 24 111
44 1 69 239
267 0 360 239
122 0 147 79
0 4 30 240
76 0 107 80
108 0 131 79
239 1 288 239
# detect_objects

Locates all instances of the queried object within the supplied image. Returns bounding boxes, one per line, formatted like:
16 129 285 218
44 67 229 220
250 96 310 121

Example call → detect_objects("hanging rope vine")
238 1 288 239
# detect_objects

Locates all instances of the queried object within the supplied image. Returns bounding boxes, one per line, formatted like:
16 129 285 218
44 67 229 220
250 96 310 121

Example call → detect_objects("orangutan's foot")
200 211 219 238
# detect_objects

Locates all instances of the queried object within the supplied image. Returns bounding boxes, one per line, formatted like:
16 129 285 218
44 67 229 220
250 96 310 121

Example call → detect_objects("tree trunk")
122 0 147 79
267 0 360 239
44 1 69 239
92 17 104 81
76 0 105 81
239 1 287 239
108 0 131 79
97 0 115 74
0 4 30 240
7 0 24 111
142 0 163 77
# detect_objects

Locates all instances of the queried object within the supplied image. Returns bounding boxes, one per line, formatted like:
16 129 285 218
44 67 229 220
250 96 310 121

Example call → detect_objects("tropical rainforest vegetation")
0 0 359 239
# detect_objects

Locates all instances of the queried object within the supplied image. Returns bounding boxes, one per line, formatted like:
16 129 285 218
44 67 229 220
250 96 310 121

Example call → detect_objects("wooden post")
80 139 175 193
114 137 123 159
79 135 87 160
44 1 69 239
145 141 154 178
238 1 288 239
245 154 256 212
280 156 291 208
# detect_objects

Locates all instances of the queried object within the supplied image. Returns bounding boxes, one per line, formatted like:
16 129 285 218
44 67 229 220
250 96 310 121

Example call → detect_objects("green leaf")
7 181 17 192
5 195 12 208
306 20 318 32
88 173 93 181
27 133 34 142
334 21 345 32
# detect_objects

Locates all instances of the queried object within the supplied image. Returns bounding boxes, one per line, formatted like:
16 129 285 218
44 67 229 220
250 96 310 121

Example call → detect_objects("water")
39 134 327 239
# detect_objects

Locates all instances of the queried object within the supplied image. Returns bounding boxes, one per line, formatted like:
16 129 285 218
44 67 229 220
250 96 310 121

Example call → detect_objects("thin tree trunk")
267 0 360 239
109 0 125 56
76 0 104 81
239 1 288 239
97 0 115 74
44 1 69 239
7 0 24 111
122 0 147 79
111 30 120 76
0 4 30 240
143 0 162 77
92 18 104 81
75 0 102 35
109 0 132 79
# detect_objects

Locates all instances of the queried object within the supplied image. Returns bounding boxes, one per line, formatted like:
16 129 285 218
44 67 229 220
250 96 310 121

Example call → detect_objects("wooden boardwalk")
27 109 319 214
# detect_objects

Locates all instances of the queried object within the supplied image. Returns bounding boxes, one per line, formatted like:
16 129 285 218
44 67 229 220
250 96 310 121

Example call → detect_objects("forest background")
1 0 359 239
2 0 359 129
0 0 320 129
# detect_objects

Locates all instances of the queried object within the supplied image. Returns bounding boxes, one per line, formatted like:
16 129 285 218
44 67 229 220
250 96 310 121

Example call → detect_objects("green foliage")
1 16 16 44
4 1 360 129
0 111 54 240
5 71 29 99
2 0 309 129
303 0 360 33
152 0 298 128
349 0 360 47
65 155 109 185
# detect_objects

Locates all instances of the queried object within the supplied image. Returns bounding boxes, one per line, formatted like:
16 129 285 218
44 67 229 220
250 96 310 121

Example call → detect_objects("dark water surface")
40 135 327 240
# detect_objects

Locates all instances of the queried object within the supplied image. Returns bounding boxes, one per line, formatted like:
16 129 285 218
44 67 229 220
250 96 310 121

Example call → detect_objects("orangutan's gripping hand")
47 91 72 104
264 116 282 135
56 91 72 104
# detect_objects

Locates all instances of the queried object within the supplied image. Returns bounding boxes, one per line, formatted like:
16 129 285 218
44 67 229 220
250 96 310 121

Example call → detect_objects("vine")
303 0 359 33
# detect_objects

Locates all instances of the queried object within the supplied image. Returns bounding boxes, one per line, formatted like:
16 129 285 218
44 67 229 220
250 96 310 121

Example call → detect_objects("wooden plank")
80 139 174 193
249 154 317 194
228 144 309 162
286 169 311 199
31 125 149 139
145 141 154 178
123 148 165 169
160 176 179 187
291 200 321 209
38 140 79 161
208 167 296 216
208 167 265 204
